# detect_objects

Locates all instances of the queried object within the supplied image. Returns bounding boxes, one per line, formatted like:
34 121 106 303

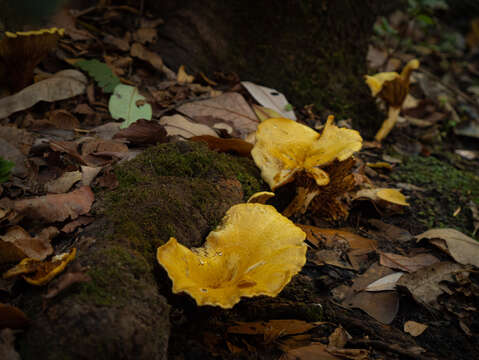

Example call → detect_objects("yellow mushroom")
251 116 362 217
247 191 275 204
156 203 307 308
355 188 409 207
365 59 420 142
3 247 76 286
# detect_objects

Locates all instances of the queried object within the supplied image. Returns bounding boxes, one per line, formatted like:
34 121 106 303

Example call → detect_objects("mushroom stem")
374 106 401 142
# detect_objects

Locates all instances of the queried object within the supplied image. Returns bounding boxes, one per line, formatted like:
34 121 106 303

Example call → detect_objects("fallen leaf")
365 272 404 291
0 70 87 119
241 81 296 120
44 270 91 299
397 261 467 309
61 216 94 233
10 186 94 222
281 343 342 360
113 119 168 145
0 126 35 156
347 291 399 324
0 304 29 329
0 139 28 177
0 226 56 263
328 326 350 348
74 59 121 93
46 109 80 130
404 321 428 337
0 329 21 360
81 166 102 186
366 45 387 69
298 225 377 250
103 34 130 51
327 347 369 360
177 65 194 84
45 171 82 194
159 114 218 138
177 92 259 138
134 28 157 44
130 42 175 79
109 84 152 129
228 319 318 342
91 122 121 140
416 228 479 267
252 104 283 122
379 252 439 273
368 219 412 242
190 136 253 157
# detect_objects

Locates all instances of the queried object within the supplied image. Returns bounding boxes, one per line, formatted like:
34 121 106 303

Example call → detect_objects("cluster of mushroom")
156 63 417 308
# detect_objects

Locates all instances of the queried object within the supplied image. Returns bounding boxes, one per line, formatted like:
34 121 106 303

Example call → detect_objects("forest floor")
0 2 478 360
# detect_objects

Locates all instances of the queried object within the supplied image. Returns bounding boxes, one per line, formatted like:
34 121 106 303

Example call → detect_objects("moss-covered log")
17 142 266 360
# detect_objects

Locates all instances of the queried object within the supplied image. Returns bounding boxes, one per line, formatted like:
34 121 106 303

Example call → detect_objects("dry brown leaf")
404 321 428 337
0 70 87 119
134 28 158 44
11 186 94 222
380 252 439 273
397 261 467 309
91 122 121 140
103 34 130 51
113 119 168 145
177 92 259 138
44 270 91 299
49 140 87 165
159 114 218 138
61 216 94 233
365 272 404 292
416 228 479 267
190 135 253 157
327 348 369 360
0 139 28 177
130 42 175 79
0 226 56 263
298 225 377 250
45 171 82 194
0 304 29 329
328 326 349 348
368 219 413 242
80 166 102 186
0 126 34 156
228 319 319 342
347 291 399 324
46 109 80 130
281 343 342 360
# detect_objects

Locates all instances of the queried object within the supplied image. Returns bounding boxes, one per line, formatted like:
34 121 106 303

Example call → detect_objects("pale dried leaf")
397 261 466 308
404 321 428 337
177 92 258 138
416 228 479 267
0 329 21 360
241 81 296 120
81 166 102 186
0 226 56 263
380 252 439 272
159 114 218 138
0 70 87 119
365 272 404 292
45 171 82 194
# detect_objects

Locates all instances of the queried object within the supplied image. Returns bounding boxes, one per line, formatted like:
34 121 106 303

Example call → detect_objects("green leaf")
416 14 435 26
108 84 152 129
75 59 121 93
0 157 14 183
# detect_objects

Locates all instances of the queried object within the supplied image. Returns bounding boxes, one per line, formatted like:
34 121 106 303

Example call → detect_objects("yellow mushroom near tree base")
156 203 307 308
365 59 420 142
251 116 362 217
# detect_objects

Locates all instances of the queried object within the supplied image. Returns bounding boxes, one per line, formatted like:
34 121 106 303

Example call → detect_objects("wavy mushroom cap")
251 116 362 190
377 188 409 206
156 203 307 308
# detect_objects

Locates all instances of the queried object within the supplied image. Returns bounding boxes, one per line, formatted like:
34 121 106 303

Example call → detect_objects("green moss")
392 155 479 235
100 142 266 260
78 246 152 306
114 142 264 199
